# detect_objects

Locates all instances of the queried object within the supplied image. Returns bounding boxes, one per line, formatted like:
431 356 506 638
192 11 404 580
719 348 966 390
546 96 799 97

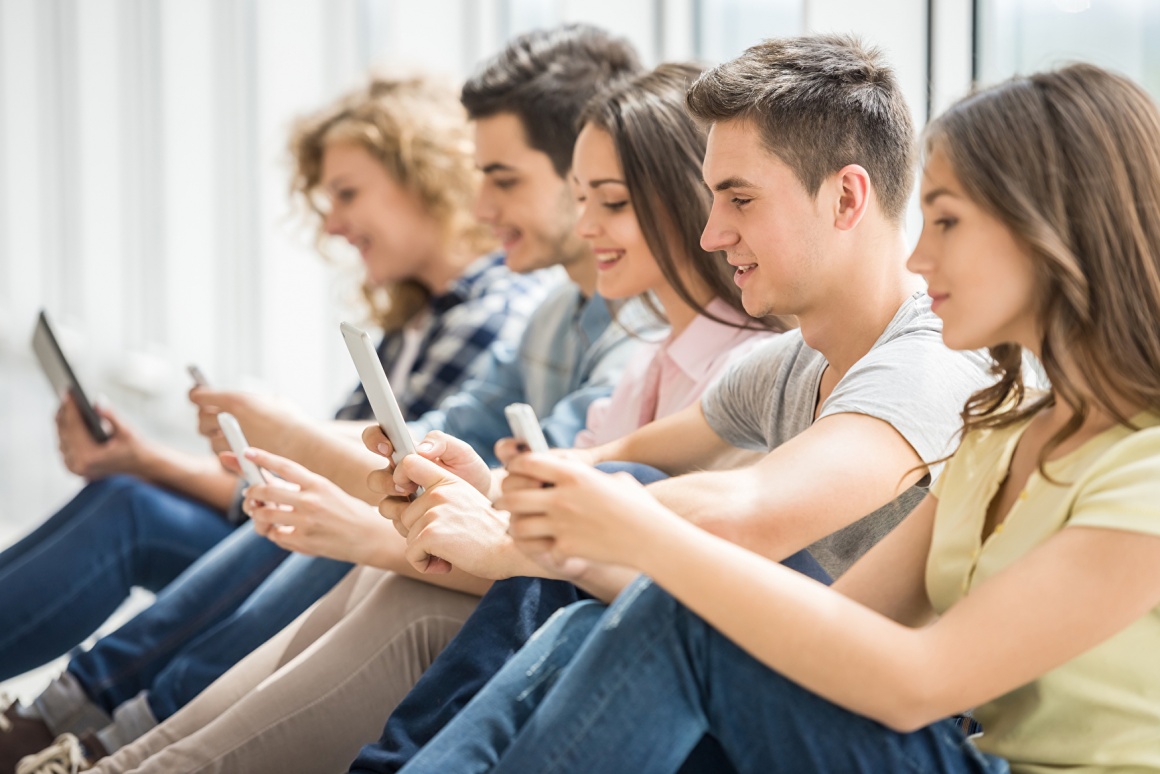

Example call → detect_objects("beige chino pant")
93 567 480 773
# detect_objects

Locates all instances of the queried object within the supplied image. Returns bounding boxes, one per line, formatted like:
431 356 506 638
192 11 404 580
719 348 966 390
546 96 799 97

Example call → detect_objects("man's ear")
832 164 872 231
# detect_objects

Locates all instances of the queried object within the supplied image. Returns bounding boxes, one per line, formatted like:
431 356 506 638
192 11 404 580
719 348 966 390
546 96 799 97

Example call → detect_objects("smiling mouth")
596 251 625 268
734 263 757 275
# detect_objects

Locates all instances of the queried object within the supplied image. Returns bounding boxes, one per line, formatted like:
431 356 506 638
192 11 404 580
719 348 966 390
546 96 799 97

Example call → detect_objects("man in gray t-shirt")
701 291 990 576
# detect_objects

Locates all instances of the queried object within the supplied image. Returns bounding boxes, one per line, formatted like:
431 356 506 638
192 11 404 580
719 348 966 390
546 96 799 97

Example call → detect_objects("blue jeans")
349 463 830 774
402 577 1010 774
67 520 353 721
0 476 235 680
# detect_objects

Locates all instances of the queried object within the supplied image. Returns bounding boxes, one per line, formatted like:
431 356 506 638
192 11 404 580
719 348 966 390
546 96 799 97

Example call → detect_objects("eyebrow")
480 163 517 174
922 187 956 205
710 176 759 192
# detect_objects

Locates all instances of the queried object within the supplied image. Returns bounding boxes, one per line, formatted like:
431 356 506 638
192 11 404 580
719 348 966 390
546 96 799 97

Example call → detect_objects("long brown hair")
925 63 1160 467
580 62 792 332
289 75 493 331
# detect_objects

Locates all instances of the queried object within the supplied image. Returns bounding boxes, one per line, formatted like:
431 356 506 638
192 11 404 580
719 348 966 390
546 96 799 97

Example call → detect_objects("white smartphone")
187 364 210 388
217 412 269 487
504 403 549 453
339 322 419 466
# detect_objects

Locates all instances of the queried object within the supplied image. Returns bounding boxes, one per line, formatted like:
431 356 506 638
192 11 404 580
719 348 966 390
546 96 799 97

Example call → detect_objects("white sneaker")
15 734 90 774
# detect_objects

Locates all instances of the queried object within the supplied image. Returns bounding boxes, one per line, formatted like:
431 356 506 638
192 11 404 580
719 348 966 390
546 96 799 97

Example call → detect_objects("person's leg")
87 551 354 752
349 462 825 774
93 572 480 774
0 476 234 681
405 578 1007 774
58 521 288 724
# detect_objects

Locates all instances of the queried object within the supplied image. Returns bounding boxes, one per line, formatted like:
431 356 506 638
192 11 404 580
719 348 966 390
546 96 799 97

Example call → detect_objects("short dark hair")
462 24 642 176
686 34 915 221
579 63 791 333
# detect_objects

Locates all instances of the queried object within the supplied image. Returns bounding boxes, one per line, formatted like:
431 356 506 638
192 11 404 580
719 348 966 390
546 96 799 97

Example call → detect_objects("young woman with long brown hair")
402 61 1160 774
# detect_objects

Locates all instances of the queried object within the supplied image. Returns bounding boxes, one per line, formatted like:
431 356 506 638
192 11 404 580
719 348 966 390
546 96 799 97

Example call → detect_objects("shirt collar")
430 252 506 314
664 298 763 379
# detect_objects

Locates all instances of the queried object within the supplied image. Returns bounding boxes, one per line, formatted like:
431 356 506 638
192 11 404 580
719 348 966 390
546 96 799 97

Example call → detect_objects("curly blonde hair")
289 74 494 330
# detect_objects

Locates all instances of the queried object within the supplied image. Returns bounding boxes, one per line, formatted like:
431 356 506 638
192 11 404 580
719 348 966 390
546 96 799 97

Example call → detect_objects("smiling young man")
4 35 646 773
347 35 998 774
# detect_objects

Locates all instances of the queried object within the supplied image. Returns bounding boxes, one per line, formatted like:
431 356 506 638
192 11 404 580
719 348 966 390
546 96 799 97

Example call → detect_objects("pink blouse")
575 299 778 448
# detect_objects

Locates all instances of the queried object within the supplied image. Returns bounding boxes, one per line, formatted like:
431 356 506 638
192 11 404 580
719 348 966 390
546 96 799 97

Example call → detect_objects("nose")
574 199 600 240
322 208 345 237
474 187 499 224
906 227 933 278
700 201 738 253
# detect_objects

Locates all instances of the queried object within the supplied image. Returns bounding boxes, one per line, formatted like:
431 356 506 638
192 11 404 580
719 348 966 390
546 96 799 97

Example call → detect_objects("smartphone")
217 412 269 487
31 310 111 443
339 323 422 493
504 403 549 453
187 364 210 388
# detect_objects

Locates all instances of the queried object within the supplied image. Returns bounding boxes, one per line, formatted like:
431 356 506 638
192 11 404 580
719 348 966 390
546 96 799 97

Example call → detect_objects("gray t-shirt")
701 291 993 576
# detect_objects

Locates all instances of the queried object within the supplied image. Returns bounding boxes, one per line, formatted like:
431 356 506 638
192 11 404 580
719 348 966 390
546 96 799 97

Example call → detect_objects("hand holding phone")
504 403 549 453
340 322 423 494
217 412 270 487
32 310 110 443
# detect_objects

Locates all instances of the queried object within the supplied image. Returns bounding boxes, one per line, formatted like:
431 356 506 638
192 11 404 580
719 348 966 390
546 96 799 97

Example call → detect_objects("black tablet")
31 310 111 443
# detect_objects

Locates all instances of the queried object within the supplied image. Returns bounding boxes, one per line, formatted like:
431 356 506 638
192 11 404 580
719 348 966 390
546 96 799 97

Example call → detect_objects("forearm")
638 518 937 731
136 446 239 511
588 404 739 475
277 423 385 505
645 468 805 560
365 527 494 596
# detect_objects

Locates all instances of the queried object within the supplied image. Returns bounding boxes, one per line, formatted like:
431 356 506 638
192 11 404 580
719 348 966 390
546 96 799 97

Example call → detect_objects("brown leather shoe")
0 700 55 774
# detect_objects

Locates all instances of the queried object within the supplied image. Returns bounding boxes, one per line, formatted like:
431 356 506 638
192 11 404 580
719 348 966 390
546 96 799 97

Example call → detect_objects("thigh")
98 574 480 774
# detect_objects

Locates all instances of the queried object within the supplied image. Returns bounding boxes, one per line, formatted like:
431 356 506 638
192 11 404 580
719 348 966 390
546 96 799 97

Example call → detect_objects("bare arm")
585 402 746 475
190 388 384 504
502 458 1160 731
645 412 925 562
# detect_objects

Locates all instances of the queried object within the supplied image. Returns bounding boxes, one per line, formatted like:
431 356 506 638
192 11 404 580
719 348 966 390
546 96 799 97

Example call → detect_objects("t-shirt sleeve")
700 335 798 451
817 331 989 479
1067 427 1160 538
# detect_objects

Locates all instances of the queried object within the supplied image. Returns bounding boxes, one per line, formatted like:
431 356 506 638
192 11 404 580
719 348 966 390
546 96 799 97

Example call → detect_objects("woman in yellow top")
395 63 1160 773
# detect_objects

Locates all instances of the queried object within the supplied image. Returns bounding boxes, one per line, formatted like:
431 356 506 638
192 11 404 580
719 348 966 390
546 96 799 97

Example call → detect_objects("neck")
652 276 716 339
797 228 921 379
417 245 476 296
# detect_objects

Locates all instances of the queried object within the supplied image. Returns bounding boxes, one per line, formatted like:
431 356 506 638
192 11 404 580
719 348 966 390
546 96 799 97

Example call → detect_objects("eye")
603 200 629 212
575 193 588 204
730 196 752 209
336 188 357 204
493 178 518 191
933 217 957 231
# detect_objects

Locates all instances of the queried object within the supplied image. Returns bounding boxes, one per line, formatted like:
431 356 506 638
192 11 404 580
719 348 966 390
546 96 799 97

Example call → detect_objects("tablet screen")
31 310 111 443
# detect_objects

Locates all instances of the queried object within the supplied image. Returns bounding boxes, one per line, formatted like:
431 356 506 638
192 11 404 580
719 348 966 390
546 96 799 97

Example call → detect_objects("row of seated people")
2 22 1158 774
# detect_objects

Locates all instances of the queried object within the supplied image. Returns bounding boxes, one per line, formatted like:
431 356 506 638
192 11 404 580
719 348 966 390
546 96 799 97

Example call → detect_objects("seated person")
73 59 789 774
347 33 998 774
0 72 552 766
400 61 1160 774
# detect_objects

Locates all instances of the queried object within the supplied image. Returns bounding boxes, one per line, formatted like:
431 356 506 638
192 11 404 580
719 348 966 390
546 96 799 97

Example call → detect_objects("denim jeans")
0 476 235 680
67 520 353 723
348 463 830 774
402 577 1010 774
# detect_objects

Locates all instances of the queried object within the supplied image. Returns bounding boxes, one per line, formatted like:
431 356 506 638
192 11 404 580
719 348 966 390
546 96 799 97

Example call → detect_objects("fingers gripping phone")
217 412 269 487
339 322 423 494
504 403 549 453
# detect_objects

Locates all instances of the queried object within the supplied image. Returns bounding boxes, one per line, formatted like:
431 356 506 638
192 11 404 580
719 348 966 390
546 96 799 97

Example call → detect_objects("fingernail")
244 448 258 459
394 485 407 494
377 443 391 455
417 441 434 453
